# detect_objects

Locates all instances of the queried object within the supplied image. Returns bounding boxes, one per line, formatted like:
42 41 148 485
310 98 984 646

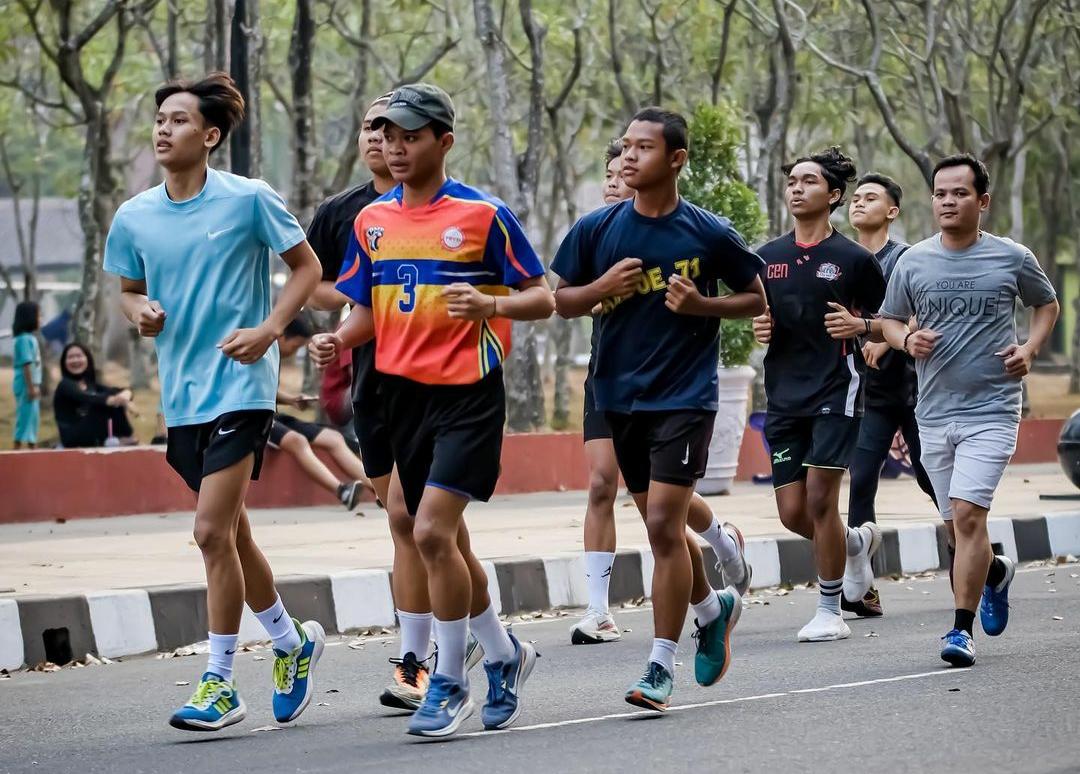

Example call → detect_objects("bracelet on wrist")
490 296 498 319
864 318 872 336
903 331 913 354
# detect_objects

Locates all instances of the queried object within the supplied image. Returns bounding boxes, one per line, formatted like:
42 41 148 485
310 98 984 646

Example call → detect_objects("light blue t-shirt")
103 167 306 427
12 333 41 396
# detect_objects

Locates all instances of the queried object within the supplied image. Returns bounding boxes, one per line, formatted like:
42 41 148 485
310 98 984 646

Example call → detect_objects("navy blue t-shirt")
552 198 763 413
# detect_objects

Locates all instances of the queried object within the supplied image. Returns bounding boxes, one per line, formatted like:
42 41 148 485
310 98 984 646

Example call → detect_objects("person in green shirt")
11 301 42 449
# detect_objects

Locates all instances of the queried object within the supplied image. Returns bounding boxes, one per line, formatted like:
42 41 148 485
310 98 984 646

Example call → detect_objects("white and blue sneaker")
406 673 475 738
940 629 976 667
272 619 326 723
481 631 537 730
169 672 246 731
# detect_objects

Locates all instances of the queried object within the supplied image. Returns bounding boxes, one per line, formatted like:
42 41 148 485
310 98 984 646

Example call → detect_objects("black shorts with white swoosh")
606 410 715 494
165 410 274 492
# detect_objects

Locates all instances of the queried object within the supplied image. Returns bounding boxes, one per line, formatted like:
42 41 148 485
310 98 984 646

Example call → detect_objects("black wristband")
903 331 913 354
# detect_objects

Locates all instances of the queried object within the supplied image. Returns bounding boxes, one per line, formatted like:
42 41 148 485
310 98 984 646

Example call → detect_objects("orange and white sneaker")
570 609 621 645
379 652 431 711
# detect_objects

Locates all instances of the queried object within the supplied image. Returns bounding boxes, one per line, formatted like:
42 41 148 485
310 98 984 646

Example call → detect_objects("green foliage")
681 102 766 368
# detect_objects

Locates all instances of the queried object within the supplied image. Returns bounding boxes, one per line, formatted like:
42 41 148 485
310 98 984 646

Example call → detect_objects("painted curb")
4 511 1078 670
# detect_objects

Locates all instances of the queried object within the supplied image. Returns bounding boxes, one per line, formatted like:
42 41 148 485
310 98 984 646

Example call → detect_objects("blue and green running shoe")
169 672 246 731
693 588 742 687
273 619 326 723
940 628 976 667
624 661 674 712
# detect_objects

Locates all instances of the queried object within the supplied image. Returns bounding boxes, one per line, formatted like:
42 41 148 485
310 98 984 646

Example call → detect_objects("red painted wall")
0 419 1064 524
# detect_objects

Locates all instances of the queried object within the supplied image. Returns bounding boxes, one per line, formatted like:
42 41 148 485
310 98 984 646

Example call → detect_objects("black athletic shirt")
553 198 762 413
306 181 381 404
864 239 918 410
759 229 886 417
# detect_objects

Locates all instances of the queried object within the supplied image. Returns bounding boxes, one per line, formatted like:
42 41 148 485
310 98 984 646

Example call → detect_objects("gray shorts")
918 421 1018 520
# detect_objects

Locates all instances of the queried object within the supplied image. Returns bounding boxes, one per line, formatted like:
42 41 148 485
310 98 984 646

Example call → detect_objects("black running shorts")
764 412 860 489
268 413 324 448
381 370 505 516
582 375 612 442
165 410 274 493
606 410 715 494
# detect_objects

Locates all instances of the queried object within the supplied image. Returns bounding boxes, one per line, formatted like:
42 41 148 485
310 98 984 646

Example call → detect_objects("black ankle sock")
953 609 975 635
985 555 1007 589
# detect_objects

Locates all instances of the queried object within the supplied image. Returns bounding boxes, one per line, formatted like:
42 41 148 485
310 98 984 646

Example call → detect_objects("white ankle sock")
691 590 722 627
845 526 867 557
254 596 301 653
584 551 615 613
432 616 469 683
648 638 678 674
470 603 515 665
698 517 739 562
397 609 433 661
818 577 843 615
207 632 238 681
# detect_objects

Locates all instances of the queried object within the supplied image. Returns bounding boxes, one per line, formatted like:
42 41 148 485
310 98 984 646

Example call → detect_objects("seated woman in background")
54 342 138 448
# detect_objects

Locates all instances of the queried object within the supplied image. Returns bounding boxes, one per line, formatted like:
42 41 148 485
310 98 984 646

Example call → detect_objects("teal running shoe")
272 619 326 723
169 672 246 731
693 588 742 686
624 661 674 712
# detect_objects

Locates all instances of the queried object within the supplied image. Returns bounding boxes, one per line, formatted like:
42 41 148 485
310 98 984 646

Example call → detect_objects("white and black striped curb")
3 512 1079 671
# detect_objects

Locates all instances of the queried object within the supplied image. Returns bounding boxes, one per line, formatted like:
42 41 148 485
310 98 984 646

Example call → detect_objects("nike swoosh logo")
681 443 690 466
218 427 237 436
272 612 283 624
445 701 461 718
207 227 233 240
225 648 236 655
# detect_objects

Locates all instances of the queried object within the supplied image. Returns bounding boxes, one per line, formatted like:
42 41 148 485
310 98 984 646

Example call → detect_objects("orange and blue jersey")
335 178 544 386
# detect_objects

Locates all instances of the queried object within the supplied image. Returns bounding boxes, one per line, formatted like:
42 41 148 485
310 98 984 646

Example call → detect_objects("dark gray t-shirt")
879 232 1056 427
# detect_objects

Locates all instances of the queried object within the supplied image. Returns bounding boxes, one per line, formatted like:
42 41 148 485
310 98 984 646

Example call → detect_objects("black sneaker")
337 481 362 510
841 586 883 617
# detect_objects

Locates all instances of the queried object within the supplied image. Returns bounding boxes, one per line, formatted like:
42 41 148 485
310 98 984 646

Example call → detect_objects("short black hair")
429 120 452 139
932 153 990 196
605 140 622 166
12 300 39 336
154 72 245 154
283 316 313 340
628 107 689 155
857 173 903 207
60 342 97 385
782 146 858 212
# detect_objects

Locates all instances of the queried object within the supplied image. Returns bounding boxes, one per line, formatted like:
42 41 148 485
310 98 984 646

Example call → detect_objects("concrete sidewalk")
2 464 1077 597
2 464 1079 671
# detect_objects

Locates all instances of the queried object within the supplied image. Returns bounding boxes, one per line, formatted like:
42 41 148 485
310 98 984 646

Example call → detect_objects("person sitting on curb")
273 317 373 509
54 342 139 448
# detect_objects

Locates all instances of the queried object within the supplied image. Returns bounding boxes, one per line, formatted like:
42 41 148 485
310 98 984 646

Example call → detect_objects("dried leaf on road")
250 726 283 733
175 680 190 686
1052 616 1064 621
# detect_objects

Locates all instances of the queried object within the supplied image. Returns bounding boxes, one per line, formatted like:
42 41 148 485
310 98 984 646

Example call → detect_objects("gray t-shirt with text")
879 231 1056 427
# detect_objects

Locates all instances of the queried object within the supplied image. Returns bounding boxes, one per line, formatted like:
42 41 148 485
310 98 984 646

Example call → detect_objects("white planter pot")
697 365 756 496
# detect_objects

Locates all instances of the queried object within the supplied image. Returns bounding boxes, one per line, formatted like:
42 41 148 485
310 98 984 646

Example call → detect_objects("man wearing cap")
309 83 555 738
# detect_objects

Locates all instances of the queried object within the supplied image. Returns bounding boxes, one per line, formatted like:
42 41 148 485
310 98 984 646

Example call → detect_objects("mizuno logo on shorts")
773 448 792 463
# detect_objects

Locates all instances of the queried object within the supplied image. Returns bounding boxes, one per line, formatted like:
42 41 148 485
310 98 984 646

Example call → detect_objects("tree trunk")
289 0 316 224
128 327 149 390
166 0 180 79
230 0 262 178
473 0 546 432
72 114 114 359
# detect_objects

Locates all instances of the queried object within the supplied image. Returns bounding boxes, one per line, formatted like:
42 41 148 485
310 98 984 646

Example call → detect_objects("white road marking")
457 668 969 738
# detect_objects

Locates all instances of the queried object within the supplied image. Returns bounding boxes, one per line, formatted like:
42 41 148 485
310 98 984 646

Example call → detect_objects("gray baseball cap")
372 83 455 132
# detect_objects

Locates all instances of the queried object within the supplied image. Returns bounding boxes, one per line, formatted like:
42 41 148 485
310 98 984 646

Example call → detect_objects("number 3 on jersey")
397 264 418 313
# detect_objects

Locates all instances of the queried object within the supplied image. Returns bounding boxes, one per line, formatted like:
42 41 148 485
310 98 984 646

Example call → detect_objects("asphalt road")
2 566 1078 774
